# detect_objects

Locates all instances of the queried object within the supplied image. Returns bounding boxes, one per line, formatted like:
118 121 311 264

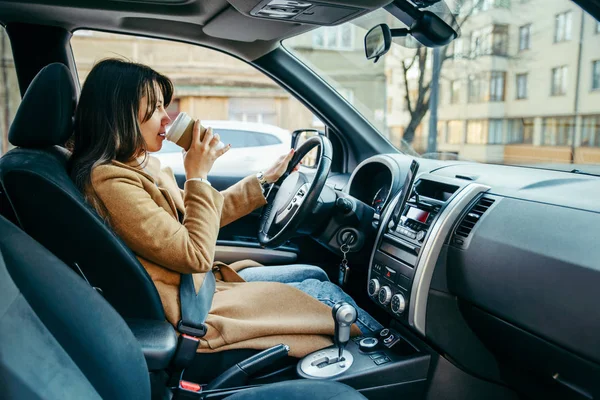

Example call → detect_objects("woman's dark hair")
67 58 173 212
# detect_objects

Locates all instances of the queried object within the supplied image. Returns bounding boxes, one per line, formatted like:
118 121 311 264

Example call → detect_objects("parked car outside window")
153 120 291 175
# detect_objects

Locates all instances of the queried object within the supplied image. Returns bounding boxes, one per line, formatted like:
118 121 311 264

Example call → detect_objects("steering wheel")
258 135 333 248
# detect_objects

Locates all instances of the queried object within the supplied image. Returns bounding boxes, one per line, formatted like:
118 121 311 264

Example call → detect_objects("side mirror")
364 24 392 63
291 129 324 169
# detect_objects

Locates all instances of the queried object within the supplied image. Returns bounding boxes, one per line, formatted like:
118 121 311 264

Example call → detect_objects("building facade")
387 0 600 164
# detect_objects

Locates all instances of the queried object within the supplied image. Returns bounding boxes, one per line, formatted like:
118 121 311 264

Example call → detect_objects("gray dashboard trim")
409 183 490 335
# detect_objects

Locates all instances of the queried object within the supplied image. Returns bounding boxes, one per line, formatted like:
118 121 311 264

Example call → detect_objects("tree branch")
401 59 414 115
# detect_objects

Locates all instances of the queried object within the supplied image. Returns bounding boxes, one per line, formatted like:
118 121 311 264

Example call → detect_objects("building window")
468 72 505 102
592 61 600 91
507 118 534 143
551 66 568 96
489 71 506 101
312 25 354 50
466 120 487 144
581 115 600 146
516 73 528 99
470 25 509 57
446 120 463 144
450 80 461 104
519 24 531 51
468 75 484 103
542 116 575 145
229 97 277 125
554 11 573 43
472 0 511 14
488 119 504 144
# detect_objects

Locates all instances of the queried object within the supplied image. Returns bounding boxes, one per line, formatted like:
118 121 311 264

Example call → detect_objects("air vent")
454 197 495 240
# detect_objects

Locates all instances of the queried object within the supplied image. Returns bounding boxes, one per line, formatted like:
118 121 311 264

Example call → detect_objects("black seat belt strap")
172 270 216 372
177 270 216 337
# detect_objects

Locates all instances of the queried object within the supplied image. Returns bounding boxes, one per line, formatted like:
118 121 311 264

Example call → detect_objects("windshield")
283 0 600 172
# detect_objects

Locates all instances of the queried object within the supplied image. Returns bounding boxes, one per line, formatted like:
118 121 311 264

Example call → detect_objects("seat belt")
177 271 216 337
172 270 216 371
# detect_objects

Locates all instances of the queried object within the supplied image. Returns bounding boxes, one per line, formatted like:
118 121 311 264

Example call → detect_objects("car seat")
0 214 365 399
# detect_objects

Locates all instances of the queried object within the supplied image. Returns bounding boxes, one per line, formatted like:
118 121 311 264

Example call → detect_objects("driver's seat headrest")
9 63 77 148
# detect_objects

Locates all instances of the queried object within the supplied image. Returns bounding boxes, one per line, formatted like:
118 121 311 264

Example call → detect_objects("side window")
213 129 251 148
70 30 321 175
0 27 22 156
257 133 282 146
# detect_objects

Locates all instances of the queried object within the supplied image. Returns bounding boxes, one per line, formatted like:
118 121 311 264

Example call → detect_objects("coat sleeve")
179 175 267 227
92 167 224 274
219 175 267 227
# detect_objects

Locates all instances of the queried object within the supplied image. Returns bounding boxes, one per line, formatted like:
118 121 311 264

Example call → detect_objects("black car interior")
0 213 366 400
0 0 599 399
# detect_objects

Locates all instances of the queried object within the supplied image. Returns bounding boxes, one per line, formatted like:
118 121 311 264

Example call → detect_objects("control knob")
378 286 392 306
416 230 426 242
368 279 381 297
391 293 406 314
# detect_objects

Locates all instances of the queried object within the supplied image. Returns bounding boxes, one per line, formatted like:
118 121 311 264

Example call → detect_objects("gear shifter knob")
332 302 358 361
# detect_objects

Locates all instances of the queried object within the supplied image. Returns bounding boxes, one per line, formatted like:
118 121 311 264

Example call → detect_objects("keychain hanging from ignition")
338 234 355 286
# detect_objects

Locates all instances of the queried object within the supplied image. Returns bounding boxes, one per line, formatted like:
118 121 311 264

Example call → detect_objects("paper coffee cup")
166 112 224 151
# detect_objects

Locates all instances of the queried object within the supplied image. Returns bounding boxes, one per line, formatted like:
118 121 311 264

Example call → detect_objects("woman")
68 58 381 357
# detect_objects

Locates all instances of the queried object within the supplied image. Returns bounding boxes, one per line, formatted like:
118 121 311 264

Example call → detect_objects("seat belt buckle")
173 380 203 400
173 333 200 368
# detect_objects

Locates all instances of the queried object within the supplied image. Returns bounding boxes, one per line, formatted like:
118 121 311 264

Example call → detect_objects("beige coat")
91 156 359 357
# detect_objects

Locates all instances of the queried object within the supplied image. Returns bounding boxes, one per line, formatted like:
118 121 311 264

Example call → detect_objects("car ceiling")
0 0 391 61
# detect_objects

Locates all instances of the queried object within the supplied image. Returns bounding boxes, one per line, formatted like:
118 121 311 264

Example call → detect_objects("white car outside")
153 120 292 175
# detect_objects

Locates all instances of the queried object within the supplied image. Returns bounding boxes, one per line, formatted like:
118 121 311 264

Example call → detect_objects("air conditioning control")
378 286 392 305
368 279 381 297
391 293 406 314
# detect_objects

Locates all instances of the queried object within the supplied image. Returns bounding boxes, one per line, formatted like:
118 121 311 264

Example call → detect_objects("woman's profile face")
139 85 171 153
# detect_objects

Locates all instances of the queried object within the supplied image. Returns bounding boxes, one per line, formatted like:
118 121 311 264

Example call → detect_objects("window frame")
516 73 528 99
554 11 573 43
592 60 600 91
489 71 506 102
518 24 531 51
551 66 568 96
450 80 461 104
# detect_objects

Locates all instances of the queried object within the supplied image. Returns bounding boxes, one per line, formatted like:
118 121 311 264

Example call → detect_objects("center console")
367 161 490 335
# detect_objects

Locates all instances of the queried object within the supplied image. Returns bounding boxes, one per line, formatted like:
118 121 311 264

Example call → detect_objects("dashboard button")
374 356 391 365
383 267 396 282
359 337 379 352
368 279 381 297
378 286 392 305
369 352 385 360
391 294 406 315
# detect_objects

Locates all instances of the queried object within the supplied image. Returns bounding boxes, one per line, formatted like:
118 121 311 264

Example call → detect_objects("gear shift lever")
332 302 358 361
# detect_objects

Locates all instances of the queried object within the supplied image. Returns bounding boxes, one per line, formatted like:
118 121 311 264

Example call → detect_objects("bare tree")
398 2 479 144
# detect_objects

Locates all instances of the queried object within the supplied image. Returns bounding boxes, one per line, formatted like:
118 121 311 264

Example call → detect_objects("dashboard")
341 154 600 399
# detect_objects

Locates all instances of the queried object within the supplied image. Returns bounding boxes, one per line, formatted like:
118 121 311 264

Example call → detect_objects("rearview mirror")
364 24 392 63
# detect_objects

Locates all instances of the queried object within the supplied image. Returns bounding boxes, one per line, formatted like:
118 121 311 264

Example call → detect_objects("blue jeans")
238 264 383 334
237 264 329 283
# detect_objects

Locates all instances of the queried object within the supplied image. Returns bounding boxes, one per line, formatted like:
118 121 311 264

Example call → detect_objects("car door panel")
173 171 301 264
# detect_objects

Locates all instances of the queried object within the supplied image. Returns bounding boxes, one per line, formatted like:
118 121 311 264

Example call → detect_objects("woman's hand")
263 148 299 184
183 121 230 179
